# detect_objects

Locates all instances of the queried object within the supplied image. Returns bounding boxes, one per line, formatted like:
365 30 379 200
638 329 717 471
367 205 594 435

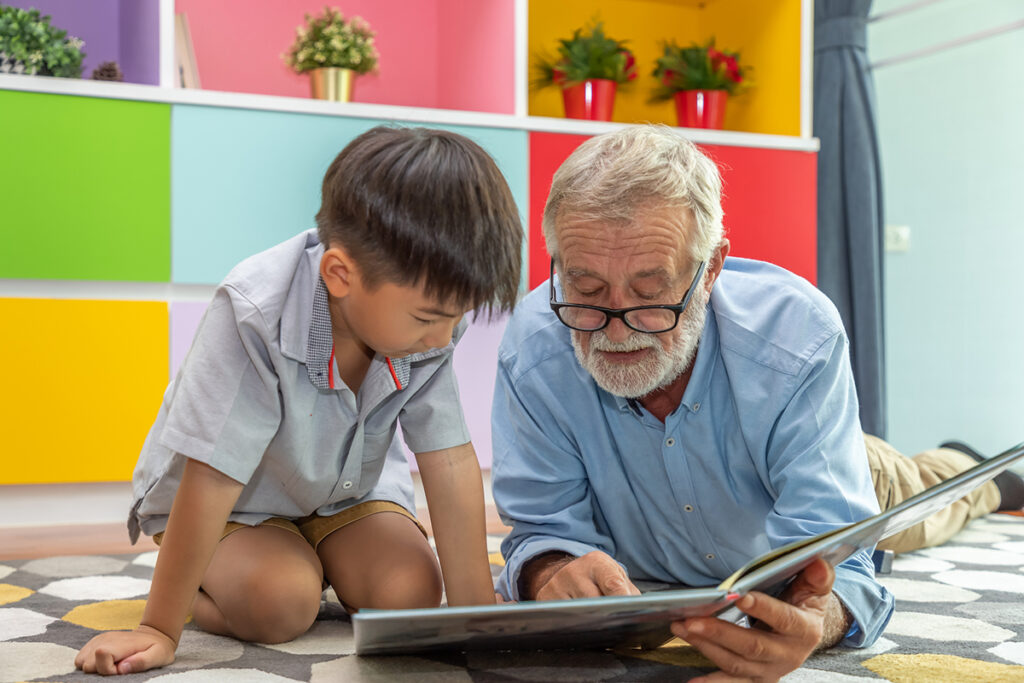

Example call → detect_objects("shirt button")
665 437 676 447
684 504 694 512
692 402 701 411
705 553 715 560
342 481 353 490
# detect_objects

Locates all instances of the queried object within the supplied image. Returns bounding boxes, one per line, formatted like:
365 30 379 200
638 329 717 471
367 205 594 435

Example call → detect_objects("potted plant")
651 39 749 129
0 6 85 78
533 21 636 121
283 6 379 102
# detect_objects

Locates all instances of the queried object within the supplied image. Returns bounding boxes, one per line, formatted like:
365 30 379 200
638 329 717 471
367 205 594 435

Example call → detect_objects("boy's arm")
76 458 244 675
415 442 496 606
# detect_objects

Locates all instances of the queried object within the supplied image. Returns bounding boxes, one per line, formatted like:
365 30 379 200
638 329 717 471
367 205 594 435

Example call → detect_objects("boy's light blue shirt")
130 229 470 541
491 257 894 648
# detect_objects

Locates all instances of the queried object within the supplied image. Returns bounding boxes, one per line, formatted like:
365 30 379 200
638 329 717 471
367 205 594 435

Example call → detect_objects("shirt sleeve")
399 351 472 454
491 356 618 601
157 285 283 485
763 330 895 647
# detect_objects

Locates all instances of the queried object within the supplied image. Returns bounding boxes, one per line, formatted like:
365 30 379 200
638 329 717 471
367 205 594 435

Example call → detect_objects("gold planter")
309 67 354 102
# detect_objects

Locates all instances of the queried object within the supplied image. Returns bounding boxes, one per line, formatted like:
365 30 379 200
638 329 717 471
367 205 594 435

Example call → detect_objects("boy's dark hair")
316 126 522 316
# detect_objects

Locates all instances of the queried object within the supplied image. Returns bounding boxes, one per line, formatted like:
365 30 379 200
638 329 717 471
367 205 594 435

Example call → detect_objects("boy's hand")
74 624 176 675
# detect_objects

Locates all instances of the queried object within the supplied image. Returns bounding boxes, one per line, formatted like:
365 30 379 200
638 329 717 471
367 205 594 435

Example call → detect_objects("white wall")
869 0 1024 456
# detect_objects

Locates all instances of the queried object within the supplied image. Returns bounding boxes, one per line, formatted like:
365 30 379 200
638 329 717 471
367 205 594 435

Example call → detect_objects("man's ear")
705 239 731 291
320 244 358 298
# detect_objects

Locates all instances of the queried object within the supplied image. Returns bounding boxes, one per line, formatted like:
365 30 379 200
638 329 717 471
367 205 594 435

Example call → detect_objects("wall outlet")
885 224 911 252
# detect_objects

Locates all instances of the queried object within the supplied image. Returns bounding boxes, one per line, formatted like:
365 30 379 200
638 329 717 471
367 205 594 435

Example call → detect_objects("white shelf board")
0 74 819 152
0 279 217 303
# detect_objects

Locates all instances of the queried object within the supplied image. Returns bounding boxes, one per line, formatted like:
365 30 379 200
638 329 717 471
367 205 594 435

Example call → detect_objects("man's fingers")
588 555 640 596
734 592 816 640
536 551 639 599
784 558 835 605
674 619 769 680
595 569 639 596
537 572 603 600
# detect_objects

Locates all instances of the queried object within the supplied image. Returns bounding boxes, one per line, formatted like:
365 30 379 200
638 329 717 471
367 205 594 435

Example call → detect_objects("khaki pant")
153 500 423 549
865 434 1000 553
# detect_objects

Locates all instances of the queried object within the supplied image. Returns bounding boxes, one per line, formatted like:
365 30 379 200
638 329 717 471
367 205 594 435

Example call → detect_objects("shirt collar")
306 276 335 390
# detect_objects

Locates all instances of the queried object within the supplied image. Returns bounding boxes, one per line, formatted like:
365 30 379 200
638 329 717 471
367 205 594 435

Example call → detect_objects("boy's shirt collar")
305 276 336 390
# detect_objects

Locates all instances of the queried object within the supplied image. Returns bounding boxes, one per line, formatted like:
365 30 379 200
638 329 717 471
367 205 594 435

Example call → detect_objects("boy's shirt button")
342 481 353 489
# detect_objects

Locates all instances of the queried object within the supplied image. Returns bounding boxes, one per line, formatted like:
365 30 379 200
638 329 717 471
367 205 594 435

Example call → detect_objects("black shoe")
941 440 1024 511
939 440 986 463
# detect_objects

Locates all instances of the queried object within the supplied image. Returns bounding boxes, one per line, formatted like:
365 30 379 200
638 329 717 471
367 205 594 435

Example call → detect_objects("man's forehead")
563 263 675 283
558 205 693 248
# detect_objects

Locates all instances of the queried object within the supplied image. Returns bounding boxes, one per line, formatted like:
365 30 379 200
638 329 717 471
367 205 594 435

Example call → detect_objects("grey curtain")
814 0 887 438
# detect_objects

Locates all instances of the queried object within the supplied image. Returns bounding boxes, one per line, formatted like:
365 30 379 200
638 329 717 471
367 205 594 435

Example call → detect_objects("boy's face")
335 277 468 358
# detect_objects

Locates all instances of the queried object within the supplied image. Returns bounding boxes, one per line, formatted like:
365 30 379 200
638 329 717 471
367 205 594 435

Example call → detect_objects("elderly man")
491 125 1020 680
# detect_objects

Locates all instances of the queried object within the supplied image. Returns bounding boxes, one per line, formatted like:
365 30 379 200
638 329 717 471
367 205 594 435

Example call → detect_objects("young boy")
75 126 523 675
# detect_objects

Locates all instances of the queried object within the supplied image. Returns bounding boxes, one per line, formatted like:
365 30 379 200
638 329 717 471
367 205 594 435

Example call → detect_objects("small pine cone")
91 61 124 81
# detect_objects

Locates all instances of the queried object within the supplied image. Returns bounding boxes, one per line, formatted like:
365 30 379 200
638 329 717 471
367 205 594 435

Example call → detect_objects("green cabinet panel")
0 90 170 281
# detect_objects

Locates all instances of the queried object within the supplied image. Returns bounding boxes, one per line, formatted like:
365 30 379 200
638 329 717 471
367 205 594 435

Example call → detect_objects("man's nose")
603 316 632 343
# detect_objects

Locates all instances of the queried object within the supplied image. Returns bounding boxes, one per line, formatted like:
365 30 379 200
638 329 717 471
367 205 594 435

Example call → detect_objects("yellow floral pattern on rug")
619 637 715 669
863 653 1024 682
62 599 195 631
63 599 148 631
0 583 33 606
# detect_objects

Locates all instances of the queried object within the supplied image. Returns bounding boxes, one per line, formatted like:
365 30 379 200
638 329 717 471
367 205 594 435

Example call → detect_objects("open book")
353 441 1024 655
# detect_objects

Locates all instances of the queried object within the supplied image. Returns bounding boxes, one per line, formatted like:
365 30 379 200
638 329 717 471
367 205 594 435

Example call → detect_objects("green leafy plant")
283 6 379 75
0 6 85 78
651 39 748 100
533 21 636 90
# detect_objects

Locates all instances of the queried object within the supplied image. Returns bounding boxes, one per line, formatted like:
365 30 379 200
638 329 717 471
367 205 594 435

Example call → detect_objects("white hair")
542 125 725 263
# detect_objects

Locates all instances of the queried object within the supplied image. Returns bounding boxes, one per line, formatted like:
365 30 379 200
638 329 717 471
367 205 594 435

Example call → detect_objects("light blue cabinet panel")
171 105 528 284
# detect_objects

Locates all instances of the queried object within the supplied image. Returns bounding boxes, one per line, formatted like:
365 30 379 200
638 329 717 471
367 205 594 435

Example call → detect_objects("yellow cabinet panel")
0 299 168 484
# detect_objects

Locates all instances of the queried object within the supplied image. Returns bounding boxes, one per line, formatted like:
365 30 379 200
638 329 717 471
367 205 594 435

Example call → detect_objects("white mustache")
589 333 657 353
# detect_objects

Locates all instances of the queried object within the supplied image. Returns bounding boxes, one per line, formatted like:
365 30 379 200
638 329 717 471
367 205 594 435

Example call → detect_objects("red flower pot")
674 89 728 129
562 79 617 121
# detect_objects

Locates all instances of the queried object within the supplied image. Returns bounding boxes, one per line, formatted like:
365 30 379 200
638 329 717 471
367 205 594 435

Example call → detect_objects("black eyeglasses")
549 259 707 334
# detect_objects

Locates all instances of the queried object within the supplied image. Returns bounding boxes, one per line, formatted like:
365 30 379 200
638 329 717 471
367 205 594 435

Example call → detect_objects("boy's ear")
320 245 358 298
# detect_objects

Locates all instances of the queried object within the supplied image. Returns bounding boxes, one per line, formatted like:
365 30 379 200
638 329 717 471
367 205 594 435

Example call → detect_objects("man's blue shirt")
491 257 894 648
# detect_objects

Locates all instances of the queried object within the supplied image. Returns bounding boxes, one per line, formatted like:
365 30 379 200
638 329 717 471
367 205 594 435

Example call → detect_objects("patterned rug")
3 515 1024 682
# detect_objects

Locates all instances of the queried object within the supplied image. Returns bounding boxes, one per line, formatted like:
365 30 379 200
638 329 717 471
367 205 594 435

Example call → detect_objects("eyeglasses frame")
549 259 708 334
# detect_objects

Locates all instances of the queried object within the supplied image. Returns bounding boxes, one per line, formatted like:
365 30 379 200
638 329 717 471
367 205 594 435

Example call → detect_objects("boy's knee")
229 572 322 643
364 555 443 609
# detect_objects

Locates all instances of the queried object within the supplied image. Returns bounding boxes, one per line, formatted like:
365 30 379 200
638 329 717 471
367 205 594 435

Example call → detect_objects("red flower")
552 63 567 87
621 49 637 81
661 68 676 87
709 47 742 83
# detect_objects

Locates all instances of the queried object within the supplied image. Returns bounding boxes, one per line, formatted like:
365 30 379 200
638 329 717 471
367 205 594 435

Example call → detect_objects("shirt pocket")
356 426 401 496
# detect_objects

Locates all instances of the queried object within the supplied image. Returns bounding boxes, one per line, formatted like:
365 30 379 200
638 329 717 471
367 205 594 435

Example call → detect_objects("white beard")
571 283 711 399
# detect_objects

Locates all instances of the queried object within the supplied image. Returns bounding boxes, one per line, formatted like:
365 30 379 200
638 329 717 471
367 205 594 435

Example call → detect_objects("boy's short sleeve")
398 352 471 455
158 285 283 484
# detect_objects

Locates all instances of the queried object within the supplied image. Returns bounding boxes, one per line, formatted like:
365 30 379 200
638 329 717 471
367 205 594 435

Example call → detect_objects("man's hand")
670 558 838 683
74 624 176 675
527 550 641 601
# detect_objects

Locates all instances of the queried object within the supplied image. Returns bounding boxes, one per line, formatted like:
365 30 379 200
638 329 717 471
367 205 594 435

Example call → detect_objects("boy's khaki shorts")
153 500 425 550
